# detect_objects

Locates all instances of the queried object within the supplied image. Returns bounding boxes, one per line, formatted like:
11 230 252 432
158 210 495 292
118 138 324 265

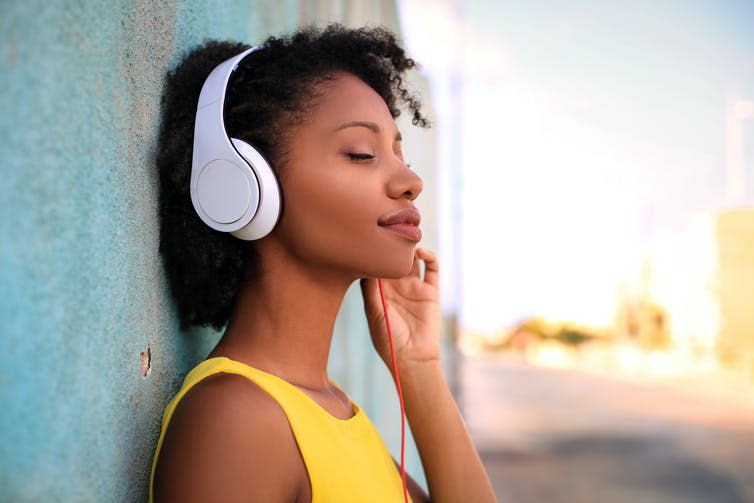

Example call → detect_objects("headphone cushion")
229 139 282 241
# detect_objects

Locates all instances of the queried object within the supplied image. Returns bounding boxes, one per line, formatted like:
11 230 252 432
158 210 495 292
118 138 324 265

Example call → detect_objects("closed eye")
347 153 375 161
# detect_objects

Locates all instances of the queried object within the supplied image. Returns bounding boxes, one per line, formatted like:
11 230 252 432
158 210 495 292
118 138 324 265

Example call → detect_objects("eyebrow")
334 120 402 141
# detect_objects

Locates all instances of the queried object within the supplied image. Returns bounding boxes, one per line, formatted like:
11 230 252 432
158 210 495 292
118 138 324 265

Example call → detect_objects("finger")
407 252 421 278
416 248 439 286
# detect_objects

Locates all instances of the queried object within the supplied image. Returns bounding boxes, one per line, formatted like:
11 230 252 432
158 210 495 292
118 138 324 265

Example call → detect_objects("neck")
209 240 354 390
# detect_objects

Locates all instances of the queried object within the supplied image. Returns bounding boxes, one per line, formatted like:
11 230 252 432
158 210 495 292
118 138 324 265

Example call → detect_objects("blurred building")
617 209 754 371
716 208 754 366
614 94 754 366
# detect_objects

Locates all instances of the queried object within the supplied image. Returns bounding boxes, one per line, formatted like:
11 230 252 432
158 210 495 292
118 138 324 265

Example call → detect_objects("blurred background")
403 0 754 388
398 0 754 501
1 0 753 501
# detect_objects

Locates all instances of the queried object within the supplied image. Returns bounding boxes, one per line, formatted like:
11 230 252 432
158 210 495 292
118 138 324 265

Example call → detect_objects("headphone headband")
195 46 257 153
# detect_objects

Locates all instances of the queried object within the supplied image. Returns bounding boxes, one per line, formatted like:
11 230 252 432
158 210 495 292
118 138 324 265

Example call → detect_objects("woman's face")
272 72 424 279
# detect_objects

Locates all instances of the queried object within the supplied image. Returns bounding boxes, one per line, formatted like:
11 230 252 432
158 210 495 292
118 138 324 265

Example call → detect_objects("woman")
151 24 495 502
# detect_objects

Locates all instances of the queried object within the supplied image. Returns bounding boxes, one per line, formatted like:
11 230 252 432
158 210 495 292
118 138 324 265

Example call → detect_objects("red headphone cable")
377 278 409 503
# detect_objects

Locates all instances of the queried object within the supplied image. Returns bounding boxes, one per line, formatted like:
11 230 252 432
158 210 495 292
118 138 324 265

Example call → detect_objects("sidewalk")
460 353 754 503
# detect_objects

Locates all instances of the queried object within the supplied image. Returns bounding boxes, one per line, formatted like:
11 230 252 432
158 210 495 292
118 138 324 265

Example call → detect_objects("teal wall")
0 1 435 501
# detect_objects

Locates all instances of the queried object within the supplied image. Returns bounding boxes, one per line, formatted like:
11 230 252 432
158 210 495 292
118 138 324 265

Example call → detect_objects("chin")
367 250 415 279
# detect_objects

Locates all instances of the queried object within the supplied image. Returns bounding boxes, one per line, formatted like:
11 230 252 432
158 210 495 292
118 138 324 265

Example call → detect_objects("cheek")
276 170 414 276
279 170 374 251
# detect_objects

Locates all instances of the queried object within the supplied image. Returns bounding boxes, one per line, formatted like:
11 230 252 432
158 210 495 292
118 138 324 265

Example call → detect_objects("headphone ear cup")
229 138 281 240
193 157 257 227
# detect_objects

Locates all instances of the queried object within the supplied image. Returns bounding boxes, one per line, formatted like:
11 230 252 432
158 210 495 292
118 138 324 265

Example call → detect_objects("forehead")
308 73 395 130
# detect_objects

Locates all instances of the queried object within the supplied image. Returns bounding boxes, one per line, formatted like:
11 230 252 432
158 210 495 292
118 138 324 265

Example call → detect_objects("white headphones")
190 47 281 240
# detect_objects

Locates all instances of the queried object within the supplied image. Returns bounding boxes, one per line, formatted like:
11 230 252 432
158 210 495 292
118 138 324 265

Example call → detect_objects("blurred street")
460 354 754 503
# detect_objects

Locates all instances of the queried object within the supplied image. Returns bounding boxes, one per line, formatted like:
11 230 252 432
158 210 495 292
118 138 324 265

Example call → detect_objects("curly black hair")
157 24 429 331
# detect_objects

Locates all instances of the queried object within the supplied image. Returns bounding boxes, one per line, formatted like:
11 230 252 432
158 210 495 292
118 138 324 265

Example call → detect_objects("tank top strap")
181 356 369 434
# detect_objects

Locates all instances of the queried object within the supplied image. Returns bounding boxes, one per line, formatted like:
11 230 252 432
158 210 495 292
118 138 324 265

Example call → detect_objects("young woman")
150 24 495 502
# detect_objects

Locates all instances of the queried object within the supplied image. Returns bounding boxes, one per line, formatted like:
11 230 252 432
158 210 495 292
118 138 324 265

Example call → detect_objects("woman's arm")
401 359 495 502
361 248 496 503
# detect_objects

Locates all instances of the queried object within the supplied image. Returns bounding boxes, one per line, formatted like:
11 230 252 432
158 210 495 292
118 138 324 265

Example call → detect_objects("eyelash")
346 153 412 168
347 153 375 161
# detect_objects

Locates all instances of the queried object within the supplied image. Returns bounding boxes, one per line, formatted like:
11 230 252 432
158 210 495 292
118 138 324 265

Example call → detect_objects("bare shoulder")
153 372 309 503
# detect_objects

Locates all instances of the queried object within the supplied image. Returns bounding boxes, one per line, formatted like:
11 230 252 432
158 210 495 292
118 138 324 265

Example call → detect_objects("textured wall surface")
0 0 435 501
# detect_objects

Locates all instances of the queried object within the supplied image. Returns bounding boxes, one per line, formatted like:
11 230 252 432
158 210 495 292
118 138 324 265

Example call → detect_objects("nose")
387 161 423 201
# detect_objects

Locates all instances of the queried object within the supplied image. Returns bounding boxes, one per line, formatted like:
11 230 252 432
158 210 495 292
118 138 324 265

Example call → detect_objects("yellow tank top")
149 356 412 502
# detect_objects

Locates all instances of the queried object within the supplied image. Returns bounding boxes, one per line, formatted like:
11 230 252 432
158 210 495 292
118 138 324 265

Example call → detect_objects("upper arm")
394 458 431 503
153 373 308 503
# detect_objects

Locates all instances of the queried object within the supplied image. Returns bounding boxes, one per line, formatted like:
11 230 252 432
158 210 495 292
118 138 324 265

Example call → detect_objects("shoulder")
153 372 309 503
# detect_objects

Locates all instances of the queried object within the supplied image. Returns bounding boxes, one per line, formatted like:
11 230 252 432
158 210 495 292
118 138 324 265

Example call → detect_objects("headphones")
190 47 281 241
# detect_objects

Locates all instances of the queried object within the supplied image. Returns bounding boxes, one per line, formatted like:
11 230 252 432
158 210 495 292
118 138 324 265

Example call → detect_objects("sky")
399 0 754 331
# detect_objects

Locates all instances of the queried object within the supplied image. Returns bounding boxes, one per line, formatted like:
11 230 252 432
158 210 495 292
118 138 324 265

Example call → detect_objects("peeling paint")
140 345 152 378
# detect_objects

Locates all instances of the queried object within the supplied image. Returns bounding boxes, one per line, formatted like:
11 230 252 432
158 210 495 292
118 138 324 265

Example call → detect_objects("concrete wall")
0 1 436 501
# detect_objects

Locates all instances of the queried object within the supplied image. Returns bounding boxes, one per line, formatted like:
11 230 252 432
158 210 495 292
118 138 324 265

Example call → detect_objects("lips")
378 207 422 241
